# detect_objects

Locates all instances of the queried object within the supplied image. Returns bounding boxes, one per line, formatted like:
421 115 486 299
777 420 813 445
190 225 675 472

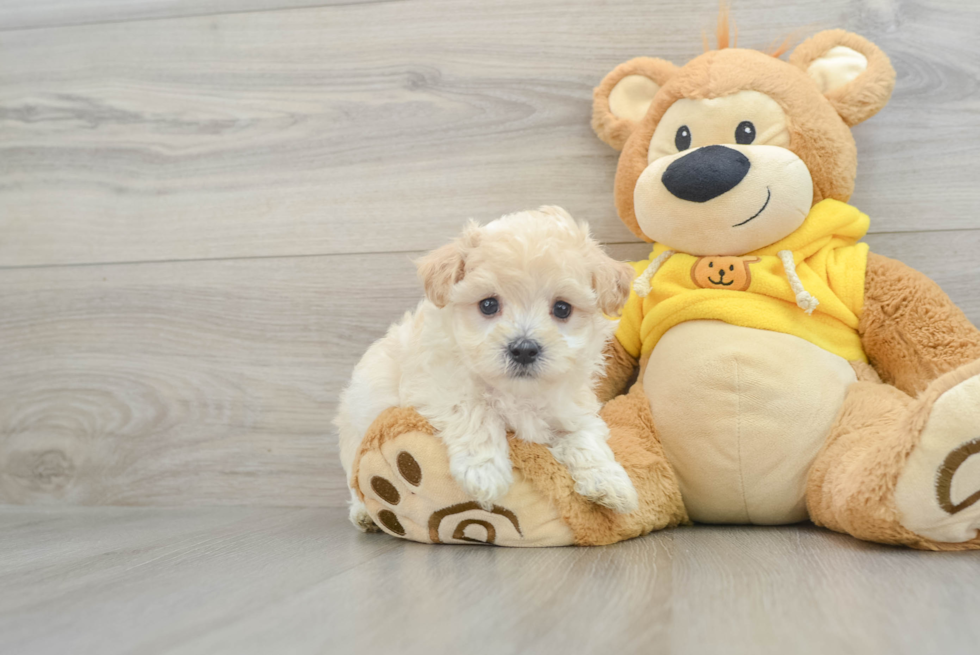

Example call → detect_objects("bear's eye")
729 264 735 271
479 297 499 316
736 121 756 145
675 125 691 151
552 300 572 320
708 261 713 268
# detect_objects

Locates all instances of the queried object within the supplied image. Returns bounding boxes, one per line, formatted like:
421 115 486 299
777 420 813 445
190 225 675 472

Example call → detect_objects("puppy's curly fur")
335 207 637 530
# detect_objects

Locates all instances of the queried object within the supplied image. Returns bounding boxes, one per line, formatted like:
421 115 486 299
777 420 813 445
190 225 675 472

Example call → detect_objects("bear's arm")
859 252 980 396
595 338 639 404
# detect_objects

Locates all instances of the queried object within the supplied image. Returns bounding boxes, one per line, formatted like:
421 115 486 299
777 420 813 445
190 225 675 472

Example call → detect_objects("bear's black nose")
661 145 750 203
508 339 540 366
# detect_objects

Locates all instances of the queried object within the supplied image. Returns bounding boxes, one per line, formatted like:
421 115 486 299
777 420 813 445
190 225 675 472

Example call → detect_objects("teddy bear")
346 23 980 550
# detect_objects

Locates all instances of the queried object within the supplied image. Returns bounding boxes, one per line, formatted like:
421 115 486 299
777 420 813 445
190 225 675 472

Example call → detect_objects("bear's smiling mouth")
731 187 771 227
707 277 734 286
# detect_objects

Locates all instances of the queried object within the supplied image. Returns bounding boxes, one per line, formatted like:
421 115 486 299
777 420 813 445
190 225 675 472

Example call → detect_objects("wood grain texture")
0 250 418 506
1 0 979 267
1 506 979 655
0 230 977 507
2 1 979 649
0 0 376 32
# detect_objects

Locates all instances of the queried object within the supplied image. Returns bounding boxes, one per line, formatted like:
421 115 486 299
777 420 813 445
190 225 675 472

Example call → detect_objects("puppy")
334 206 638 531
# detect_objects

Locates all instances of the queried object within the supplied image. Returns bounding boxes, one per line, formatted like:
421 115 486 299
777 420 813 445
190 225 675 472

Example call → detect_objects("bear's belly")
642 320 857 525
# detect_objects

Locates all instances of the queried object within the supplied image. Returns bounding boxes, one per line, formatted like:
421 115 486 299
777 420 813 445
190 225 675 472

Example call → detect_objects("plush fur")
789 29 897 128
601 42 890 242
348 16 980 549
349 399 687 546
808 360 980 550
860 253 980 396
592 57 678 152
510 383 689 545
594 339 640 404
336 207 639 529
588 20 980 548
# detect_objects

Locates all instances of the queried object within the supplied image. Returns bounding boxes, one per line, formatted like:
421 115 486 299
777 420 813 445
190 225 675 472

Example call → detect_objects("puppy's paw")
573 462 639 514
349 498 380 533
450 454 514 511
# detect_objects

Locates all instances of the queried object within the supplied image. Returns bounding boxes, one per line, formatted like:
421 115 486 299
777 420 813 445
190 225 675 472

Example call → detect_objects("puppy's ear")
415 222 480 308
590 250 635 316
415 243 462 308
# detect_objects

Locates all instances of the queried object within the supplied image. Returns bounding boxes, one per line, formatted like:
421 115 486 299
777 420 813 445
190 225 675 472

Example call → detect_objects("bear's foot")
894 361 980 543
351 397 689 547
351 407 575 546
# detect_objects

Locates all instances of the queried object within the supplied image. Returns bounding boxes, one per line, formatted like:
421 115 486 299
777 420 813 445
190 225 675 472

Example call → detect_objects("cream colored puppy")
334 207 638 531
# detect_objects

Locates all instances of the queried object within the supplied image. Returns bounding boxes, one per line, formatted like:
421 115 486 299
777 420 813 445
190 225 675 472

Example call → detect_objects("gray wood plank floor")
1 506 978 655
0 0 365 32
2 0 979 268
1 1 980 649
1 0 979 507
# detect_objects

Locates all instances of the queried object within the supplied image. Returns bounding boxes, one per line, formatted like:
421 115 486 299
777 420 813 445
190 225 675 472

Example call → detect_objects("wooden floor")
2 0 980 508
2 0 980 652
1 506 978 655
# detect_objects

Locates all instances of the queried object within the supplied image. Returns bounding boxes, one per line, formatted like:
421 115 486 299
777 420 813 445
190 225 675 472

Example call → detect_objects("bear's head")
592 27 895 257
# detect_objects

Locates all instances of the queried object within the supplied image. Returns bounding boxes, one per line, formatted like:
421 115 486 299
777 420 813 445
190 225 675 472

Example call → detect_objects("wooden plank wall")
1 0 978 507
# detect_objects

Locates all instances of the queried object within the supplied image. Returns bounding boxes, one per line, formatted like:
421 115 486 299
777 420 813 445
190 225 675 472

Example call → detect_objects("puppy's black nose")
661 145 750 203
508 339 540 366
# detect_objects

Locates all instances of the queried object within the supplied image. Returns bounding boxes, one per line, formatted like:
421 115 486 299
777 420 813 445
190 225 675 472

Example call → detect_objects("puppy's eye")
736 121 755 145
552 300 572 320
675 125 691 151
478 297 499 316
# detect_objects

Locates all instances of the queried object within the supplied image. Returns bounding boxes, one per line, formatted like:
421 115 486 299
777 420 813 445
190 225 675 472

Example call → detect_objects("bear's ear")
789 29 895 127
592 57 678 151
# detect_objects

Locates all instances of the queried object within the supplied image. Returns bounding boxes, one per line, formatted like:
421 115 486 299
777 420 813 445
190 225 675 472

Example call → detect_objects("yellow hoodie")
616 199 870 362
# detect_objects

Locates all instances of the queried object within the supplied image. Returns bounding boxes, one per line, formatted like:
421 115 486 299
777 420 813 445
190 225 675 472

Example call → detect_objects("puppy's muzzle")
507 339 541 366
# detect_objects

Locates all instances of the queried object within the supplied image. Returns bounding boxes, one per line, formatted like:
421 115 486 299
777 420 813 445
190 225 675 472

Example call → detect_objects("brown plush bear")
349 25 980 549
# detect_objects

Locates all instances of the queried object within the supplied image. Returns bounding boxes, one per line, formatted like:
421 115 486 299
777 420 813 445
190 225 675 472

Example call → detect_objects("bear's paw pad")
354 429 575 547
895 367 980 543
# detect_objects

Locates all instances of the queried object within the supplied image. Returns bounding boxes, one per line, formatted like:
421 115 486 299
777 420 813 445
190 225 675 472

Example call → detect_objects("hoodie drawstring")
636 248 819 315
778 250 819 315
633 250 674 298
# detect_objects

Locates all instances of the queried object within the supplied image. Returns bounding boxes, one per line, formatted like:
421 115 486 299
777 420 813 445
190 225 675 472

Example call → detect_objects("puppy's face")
416 207 633 387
